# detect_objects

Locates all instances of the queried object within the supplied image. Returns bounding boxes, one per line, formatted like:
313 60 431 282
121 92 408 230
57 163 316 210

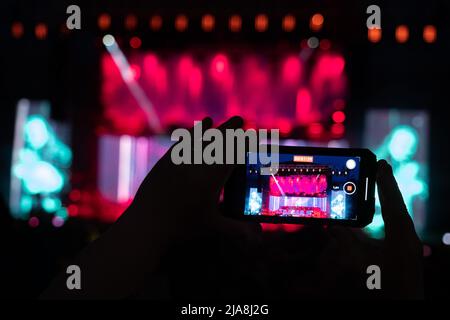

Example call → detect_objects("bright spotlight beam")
103 34 162 133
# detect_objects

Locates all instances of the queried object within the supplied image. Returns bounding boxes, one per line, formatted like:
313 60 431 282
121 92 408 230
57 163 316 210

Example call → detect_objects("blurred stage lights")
229 15 242 32
282 15 296 32
102 34 115 47
443 233 450 246
423 25 437 43
175 14 188 32
368 27 382 43
35 23 48 40
98 13 111 30
129 36 142 49
310 13 324 32
307 37 319 48
125 14 138 30
395 25 409 43
11 21 24 38
332 110 346 123
202 14 215 32
255 14 269 32
150 15 163 31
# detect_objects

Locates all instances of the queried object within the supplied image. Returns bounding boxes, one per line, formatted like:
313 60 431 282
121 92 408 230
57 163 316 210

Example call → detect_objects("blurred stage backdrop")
1 0 449 244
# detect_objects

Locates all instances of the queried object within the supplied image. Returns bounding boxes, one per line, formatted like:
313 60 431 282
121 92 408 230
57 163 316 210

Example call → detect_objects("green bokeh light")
388 126 418 162
24 115 49 149
42 197 62 213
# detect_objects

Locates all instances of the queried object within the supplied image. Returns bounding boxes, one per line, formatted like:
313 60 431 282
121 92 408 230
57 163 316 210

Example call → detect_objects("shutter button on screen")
343 182 356 195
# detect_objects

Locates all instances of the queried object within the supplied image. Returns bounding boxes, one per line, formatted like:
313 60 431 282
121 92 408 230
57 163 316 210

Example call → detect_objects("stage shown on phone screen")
244 153 361 220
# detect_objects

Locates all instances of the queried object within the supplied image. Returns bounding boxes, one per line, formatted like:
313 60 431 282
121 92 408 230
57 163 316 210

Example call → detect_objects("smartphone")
224 146 377 227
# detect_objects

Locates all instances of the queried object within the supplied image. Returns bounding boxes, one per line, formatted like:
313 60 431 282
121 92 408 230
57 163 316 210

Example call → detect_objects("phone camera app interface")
244 153 361 220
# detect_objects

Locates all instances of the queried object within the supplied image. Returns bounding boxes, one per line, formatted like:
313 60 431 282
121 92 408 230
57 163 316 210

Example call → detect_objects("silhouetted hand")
42 116 261 299
259 160 423 299
376 159 423 298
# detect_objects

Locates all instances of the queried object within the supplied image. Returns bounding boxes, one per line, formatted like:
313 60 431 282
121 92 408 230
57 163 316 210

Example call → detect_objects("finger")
376 160 419 243
159 117 214 164
203 116 245 195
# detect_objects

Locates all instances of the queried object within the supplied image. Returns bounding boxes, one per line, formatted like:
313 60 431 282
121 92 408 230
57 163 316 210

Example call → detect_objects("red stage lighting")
282 15 296 32
229 15 242 32
332 111 346 123
11 21 24 38
320 39 331 50
35 23 48 40
333 99 346 110
28 217 40 228
68 204 79 217
125 14 138 30
308 123 324 138
175 14 188 32
368 27 382 43
202 14 215 32
331 123 345 137
98 13 111 30
150 15 163 31
395 25 409 43
282 56 301 84
129 36 142 49
255 14 268 32
211 54 228 75
310 13 324 32
423 25 437 43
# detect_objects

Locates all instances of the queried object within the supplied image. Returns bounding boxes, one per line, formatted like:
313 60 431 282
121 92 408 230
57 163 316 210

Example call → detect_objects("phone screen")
243 152 365 221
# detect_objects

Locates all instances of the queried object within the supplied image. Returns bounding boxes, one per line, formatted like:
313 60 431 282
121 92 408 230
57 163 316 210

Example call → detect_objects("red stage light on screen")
150 15 163 31
35 23 47 40
229 15 242 32
308 123 324 138
282 224 303 233
332 111 346 123
255 14 268 32
202 14 215 32
125 14 138 30
11 22 24 38
129 36 142 49
310 13 324 32
98 13 111 30
331 123 345 137
395 25 409 43
175 15 188 32
368 27 382 43
423 25 437 43
320 39 331 50
282 15 296 32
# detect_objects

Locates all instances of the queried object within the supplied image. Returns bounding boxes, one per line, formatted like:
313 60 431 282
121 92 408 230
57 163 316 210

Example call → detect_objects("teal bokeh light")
25 115 49 149
388 126 418 162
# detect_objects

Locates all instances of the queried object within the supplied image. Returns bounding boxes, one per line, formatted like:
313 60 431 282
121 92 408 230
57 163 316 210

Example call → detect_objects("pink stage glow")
101 51 347 135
